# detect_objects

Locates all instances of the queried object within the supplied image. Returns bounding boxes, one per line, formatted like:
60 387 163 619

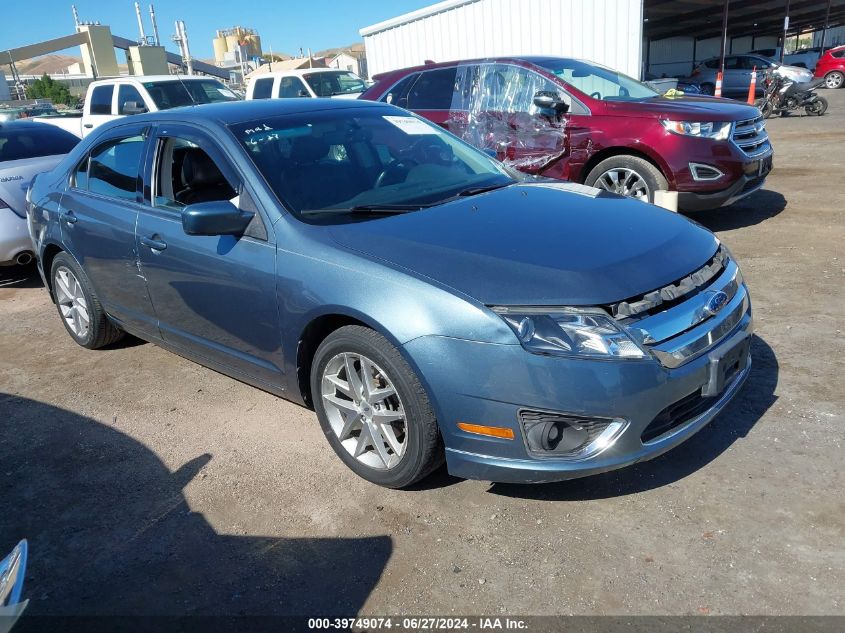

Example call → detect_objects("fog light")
520 410 627 458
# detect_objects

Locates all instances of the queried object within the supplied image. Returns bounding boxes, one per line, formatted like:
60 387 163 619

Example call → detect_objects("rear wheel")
50 252 124 349
824 71 844 89
311 326 444 488
805 96 828 116
584 155 668 204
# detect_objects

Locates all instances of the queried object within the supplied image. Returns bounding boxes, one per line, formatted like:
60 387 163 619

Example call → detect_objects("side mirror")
122 101 148 115
298 90 311 98
181 200 253 236
533 91 569 113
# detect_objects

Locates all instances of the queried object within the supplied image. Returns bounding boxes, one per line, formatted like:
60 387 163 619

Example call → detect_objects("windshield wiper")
455 182 514 197
301 203 430 217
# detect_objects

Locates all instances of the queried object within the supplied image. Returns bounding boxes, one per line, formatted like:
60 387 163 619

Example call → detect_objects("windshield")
231 108 515 221
536 59 659 101
304 71 367 97
143 80 239 110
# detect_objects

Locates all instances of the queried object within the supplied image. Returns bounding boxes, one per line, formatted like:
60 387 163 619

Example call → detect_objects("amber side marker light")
457 422 515 440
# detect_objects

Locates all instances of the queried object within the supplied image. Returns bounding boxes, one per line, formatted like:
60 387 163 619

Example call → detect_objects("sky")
0 0 433 60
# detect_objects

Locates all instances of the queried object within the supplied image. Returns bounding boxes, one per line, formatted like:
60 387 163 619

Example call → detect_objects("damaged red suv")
360 57 773 211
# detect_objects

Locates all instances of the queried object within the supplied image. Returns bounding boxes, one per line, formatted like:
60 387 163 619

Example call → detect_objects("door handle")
83 124 94 129
59 211 78 225
140 236 167 251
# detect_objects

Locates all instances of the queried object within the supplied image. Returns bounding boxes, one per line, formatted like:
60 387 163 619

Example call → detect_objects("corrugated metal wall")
647 35 779 78
361 0 644 79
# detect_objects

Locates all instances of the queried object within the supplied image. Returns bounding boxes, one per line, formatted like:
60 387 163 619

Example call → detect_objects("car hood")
605 96 760 121
329 182 719 306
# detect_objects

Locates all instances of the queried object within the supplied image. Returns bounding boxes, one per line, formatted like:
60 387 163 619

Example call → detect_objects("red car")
814 45 845 89
360 57 773 212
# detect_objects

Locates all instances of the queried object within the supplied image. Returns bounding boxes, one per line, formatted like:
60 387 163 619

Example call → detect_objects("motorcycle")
756 71 828 119
0 540 28 633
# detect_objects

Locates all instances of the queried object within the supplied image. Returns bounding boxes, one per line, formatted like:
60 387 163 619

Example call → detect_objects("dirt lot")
1 91 843 620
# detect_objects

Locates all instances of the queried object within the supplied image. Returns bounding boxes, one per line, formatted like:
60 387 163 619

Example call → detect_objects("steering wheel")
590 91 602 99
375 157 419 188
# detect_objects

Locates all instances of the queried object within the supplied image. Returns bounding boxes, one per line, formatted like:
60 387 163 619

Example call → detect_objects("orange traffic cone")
747 66 757 104
715 71 723 97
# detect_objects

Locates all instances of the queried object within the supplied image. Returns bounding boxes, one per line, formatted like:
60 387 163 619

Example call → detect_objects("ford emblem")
703 291 729 316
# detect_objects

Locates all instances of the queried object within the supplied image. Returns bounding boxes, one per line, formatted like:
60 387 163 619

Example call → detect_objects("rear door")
405 67 459 128
135 122 282 387
82 84 120 136
58 122 158 336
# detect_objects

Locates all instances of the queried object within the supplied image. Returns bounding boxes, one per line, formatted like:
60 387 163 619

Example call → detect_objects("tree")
25 74 74 106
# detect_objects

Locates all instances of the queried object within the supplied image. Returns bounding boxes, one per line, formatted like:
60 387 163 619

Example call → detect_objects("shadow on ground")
691 189 787 232
488 335 778 501
0 396 391 618
0 263 42 290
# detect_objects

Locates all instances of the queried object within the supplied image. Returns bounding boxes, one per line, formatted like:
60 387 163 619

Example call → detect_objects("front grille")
606 246 727 319
732 116 771 157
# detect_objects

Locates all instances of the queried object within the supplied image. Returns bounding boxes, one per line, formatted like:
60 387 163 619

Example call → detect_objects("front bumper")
0 208 32 265
678 165 771 212
403 305 753 484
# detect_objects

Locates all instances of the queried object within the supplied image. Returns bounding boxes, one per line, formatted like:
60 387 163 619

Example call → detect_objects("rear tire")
311 325 444 488
50 252 124 350
824 71 844 89
584 155 668 204
805 96 828 116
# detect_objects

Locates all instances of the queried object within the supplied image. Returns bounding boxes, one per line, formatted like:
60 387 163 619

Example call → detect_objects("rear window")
143 80 238 109
89 85 114 115
252 78 273 99
0 125 79 162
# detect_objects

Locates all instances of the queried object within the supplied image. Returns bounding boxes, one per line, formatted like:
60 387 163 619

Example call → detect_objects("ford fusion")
27 100 753 488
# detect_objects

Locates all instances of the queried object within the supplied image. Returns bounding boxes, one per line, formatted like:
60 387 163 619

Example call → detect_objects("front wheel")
311 326 444 488
824 71 844 89
805 96 828 116
760 100 774 119
584 155 668 204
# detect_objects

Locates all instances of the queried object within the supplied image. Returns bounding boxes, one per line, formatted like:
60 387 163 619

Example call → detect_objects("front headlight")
661 120 732 140
492 307 646 359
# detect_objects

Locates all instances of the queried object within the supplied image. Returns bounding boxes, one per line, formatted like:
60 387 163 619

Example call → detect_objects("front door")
59 123 158 337
136 123 282 387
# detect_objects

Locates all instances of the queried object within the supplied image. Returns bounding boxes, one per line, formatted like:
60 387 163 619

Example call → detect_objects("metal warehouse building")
361 0 845 79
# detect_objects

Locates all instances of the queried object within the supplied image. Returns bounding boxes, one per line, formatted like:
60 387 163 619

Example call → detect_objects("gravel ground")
1 90 843 619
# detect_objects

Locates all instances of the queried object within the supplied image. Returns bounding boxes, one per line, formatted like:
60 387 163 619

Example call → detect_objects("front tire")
311 326 444 488
50 252 124 349
824 71 844 89
760 101 774 119
584 155 668 204
805 96 828 116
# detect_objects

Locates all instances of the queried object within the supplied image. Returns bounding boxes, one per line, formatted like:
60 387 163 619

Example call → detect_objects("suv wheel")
50 252 124 349
584 156 668 204
824 71 844 89
311 326 444 488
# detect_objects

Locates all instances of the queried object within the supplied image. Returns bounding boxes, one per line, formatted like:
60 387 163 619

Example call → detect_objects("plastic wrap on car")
444 62 570 174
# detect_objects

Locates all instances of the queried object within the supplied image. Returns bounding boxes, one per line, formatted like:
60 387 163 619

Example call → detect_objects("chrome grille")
732 116 770 157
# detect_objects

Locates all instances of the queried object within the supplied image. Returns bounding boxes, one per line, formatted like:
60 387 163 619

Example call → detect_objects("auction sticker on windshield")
383 115 442 135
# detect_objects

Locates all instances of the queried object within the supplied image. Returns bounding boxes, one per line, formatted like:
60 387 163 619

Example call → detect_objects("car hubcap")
321 353 407 470
594 168 650 201
826 73 843 89
54 267 90 338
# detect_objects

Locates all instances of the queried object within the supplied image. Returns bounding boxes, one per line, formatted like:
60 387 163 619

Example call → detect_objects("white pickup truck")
34 75 239 138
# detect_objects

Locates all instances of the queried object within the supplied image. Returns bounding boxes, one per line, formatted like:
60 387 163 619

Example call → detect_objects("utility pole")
820 0 832 50
719 0 730 74
780 0 791 62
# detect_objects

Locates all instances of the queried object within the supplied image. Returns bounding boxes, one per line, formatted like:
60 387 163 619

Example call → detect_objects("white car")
33 76 239 138
246 68 367 100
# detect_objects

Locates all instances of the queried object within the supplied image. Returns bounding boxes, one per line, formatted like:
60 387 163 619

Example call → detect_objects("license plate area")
701 333 751 398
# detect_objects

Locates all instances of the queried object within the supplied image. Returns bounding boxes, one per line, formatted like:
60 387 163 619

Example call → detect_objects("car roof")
0 119 63 131
257 68 357 78
128 97 396 126
374 55 582 78
91 75 220 85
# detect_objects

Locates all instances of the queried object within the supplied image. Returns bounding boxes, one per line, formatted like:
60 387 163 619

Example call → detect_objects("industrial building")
360 0 845 79
212 27 263 66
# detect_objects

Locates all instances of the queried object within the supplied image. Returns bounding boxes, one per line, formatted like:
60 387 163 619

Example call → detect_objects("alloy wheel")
321 352 407 470
825 72 844 89
594 167 650 201
54 267 90 338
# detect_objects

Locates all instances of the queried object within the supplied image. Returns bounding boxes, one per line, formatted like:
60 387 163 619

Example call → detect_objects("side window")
407 67 458 110
73 156 89 190
379 73 419 108
88 135 144 201
832 49 845 59
89 85 114 115
704 59 719 69
278 77 307 98
117 84 147 114
252 78 273 99
725 57 742 70
154 137 237 210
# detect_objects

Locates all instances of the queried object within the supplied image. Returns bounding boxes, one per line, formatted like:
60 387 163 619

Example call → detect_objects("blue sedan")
27 99 752 487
